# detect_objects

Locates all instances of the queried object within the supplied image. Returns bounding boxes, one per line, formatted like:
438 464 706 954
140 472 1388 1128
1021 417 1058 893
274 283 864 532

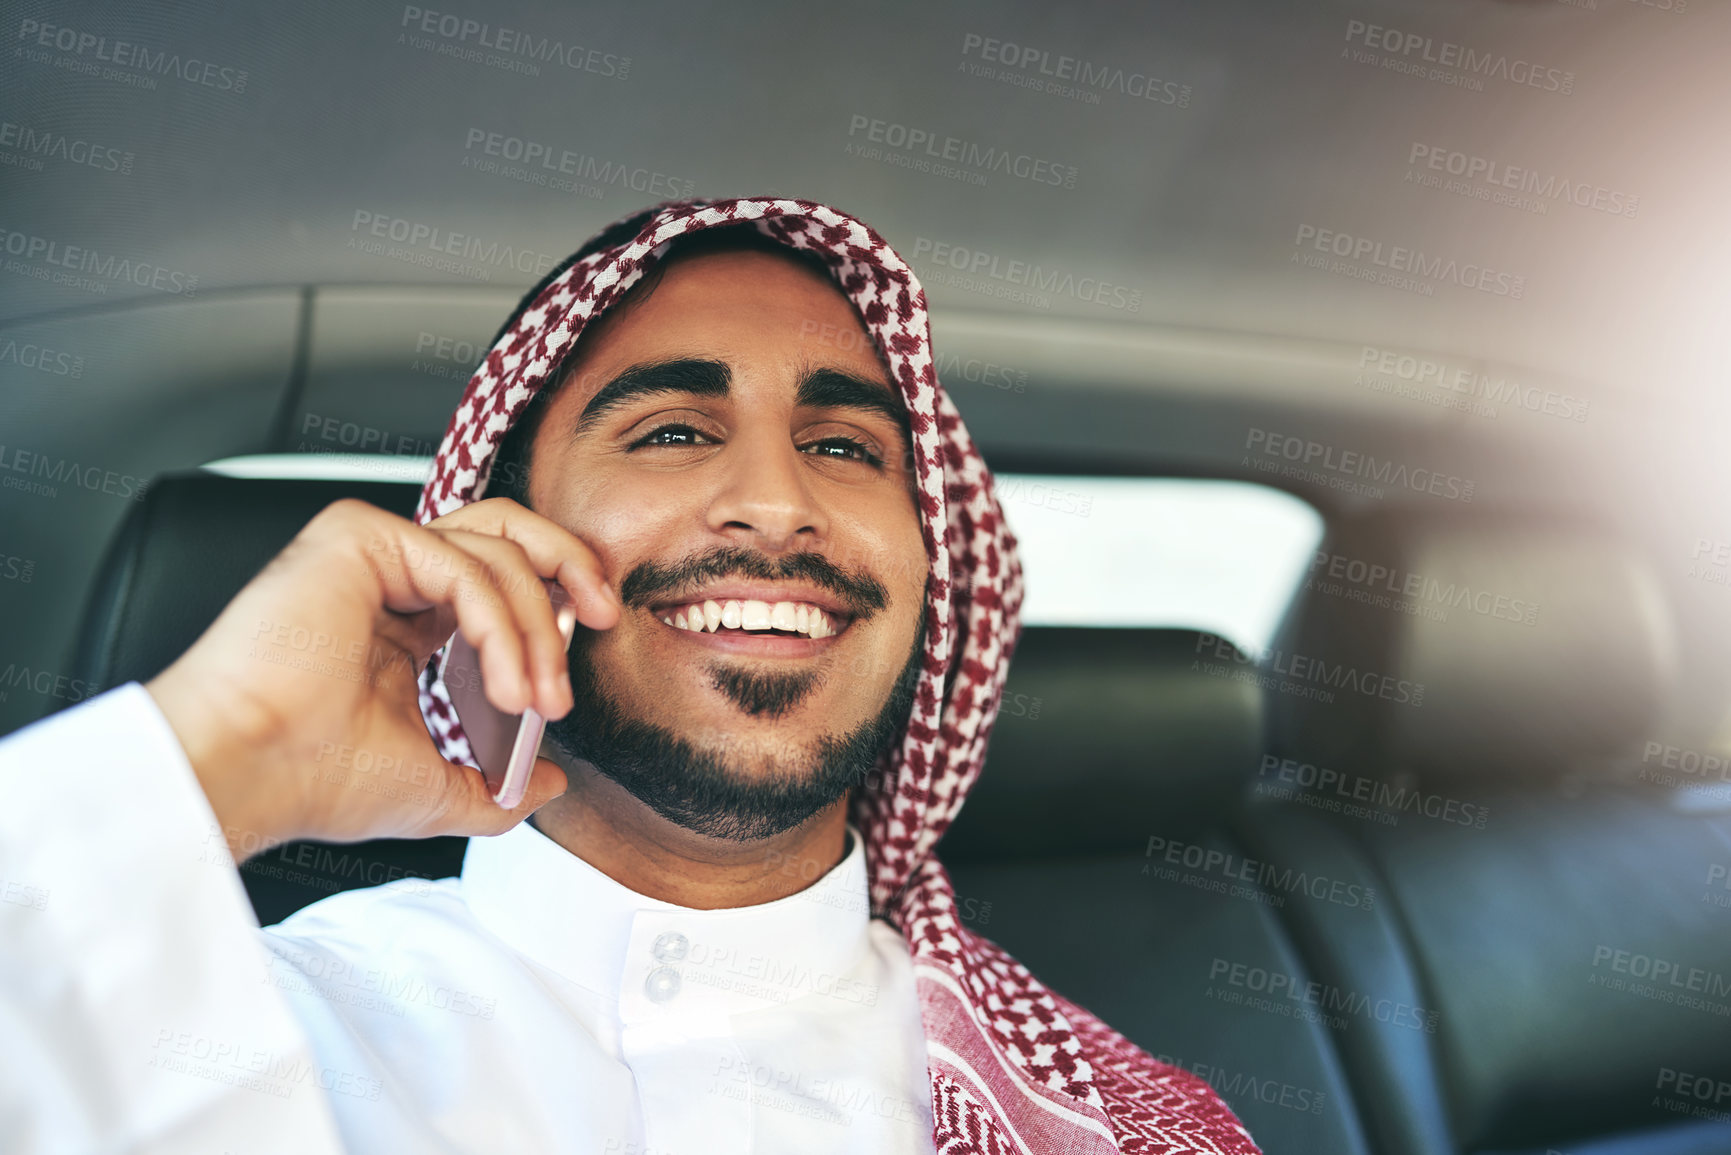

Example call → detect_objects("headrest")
71 473 422 693
1268 511 1678 783
937 628 1264 863
70 472 460 926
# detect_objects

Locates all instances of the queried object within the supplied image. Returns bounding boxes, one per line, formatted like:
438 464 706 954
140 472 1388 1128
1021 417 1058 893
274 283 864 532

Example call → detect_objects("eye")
629 423 715 450
803 436 884 467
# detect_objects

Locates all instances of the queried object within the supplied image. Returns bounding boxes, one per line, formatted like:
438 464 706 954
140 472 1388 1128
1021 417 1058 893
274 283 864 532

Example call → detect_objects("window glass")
203 458 1324 655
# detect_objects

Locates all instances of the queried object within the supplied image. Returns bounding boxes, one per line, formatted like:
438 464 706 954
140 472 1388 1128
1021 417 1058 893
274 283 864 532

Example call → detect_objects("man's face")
519 247 929 840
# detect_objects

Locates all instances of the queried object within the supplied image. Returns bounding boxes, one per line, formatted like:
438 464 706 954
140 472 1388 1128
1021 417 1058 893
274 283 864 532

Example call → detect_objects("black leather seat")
1247 510 1731 1155
66 471 468 926
941 627 1376 1153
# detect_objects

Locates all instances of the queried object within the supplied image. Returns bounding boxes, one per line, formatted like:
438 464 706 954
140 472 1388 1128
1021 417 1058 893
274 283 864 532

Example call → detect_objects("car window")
994 474 1321 654
204 455 1322 656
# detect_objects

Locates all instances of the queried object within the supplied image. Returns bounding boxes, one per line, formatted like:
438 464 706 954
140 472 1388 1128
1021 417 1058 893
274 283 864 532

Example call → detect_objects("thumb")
457 757 569 837
519 757 570 816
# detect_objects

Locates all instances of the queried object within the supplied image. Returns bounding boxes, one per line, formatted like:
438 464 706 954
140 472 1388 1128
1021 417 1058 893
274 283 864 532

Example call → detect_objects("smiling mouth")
654 597 853 640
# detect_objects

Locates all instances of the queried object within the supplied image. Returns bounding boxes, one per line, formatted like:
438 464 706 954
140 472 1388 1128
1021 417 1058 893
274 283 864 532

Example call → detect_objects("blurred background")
4 2 1730 1152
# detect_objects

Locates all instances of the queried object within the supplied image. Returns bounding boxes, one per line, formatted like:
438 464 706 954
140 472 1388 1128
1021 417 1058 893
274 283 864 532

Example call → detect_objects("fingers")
436 529 574 719
425 498 622 632
315 501 578 719
428 756 569 838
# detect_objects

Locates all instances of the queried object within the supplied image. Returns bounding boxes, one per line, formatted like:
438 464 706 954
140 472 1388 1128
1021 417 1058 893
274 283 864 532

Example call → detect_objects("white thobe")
0 683 939 1155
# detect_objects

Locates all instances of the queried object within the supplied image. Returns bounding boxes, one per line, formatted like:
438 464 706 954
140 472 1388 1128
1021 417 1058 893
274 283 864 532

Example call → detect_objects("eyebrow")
575 358 729 434
575 358 910 442
796 367 910 440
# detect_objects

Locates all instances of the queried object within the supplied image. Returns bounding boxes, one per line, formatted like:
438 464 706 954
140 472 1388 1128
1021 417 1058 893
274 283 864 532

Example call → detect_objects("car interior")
5 2 1730 1153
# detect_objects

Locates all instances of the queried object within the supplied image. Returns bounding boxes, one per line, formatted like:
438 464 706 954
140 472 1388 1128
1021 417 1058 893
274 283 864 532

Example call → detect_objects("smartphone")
438 579 580 810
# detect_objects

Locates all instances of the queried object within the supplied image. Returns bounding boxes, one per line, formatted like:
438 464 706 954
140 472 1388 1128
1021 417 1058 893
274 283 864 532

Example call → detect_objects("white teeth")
665 597 845 637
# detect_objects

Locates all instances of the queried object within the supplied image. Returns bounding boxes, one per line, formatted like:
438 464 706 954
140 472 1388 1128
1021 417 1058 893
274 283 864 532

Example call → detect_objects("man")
0 198 1259 1154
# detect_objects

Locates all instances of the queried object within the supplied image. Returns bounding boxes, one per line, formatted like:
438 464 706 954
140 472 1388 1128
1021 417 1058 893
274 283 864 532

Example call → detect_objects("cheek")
541 474 688 583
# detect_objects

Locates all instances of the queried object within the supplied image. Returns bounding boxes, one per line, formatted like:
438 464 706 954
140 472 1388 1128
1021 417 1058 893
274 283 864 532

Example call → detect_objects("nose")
704 430 828 553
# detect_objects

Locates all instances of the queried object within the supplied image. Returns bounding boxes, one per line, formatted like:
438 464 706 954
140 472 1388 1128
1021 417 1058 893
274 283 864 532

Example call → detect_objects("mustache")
618 546 890 620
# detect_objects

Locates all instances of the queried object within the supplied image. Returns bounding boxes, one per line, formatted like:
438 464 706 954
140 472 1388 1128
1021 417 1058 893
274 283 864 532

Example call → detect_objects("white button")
645 965 682 1003
651 931 689 962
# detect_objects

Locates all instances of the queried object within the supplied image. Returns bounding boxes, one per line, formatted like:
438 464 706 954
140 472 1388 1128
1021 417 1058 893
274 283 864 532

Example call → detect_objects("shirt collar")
460 819 876 1024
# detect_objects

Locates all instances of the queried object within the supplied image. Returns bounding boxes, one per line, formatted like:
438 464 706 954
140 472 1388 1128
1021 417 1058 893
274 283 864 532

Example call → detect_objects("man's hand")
145 497 621 860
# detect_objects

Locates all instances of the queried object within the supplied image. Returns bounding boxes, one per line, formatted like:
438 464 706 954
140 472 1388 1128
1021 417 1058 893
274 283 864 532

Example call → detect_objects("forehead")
562 248 893 395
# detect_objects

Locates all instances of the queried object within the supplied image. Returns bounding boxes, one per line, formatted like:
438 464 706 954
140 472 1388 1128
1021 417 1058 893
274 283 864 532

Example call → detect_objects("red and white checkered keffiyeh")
413 197 1260 1155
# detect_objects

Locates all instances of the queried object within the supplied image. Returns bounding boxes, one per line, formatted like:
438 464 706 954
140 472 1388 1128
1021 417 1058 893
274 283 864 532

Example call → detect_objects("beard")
542 609 927 844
